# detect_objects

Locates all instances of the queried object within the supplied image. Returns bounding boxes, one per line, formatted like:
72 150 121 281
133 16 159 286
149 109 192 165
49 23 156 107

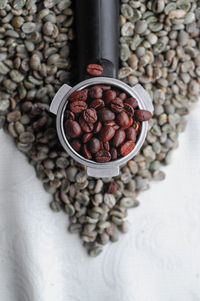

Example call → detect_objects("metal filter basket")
50 77 153 178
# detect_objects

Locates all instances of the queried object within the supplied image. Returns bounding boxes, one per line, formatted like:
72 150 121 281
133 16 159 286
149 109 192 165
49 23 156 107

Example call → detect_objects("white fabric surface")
0 102 200 301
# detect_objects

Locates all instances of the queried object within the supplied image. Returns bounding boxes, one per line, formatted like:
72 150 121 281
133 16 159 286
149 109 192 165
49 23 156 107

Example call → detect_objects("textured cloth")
0 102 200 301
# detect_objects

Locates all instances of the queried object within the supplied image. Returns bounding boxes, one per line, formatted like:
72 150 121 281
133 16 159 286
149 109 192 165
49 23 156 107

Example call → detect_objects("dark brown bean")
65 110 75 120
110 147 118 160
116 111 129 127
123 103 134 117
69 101 87 114
79 117 94 133
90 98 105 110
105 181 118 194
87 64 103 76
89 138 101 153
126 127 136 141
100 125 115 142
83 108 97 123
135 109 152 121
95 150 111 163
133 120 141 133
98 109 115 122
82 133 93 143
95 85 111 91
113 129 126 147
89 86 103 99
104 90 117 104
68 89 88 102
83 144 92 159
124 97 138 109
110 98 124 113
119 93 127 101
71 139 81 152
103 141 110 151
65 120 82 138
94 121 102 134
120 140 135 156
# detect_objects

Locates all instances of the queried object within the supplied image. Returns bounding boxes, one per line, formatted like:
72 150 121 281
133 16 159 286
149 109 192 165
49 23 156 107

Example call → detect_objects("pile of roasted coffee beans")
64 83 152 162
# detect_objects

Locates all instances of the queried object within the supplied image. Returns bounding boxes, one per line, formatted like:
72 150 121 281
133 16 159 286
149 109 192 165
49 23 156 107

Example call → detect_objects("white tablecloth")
0 102 200 301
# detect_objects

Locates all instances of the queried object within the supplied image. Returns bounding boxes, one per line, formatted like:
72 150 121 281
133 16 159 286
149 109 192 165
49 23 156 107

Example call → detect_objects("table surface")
0 102 200 301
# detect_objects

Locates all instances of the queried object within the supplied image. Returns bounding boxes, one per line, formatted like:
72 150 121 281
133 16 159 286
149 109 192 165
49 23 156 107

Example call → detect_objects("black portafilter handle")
75 0 120 82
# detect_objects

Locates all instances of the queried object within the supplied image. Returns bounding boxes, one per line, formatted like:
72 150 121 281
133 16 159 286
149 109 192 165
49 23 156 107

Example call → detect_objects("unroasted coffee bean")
124 103 134 117
68 89 88 102
95 150 111 163
110 98 124 113
71 139 81 152
100 125 115 142
126 127 136 141
69 101 87 113
83 108 97 123
116 111 129 127
113 129 126 147
120 140 135 156
83 144 92 159
65 120 82 138
94 121 102 134
79 117 94 133
87 64 103 76
104 90 117 104
105 181 118 194
98 109 115 122
83 133 93 143
90 98 105 110
124 97 138 109
89 138 101 153
135 109 152 121
89 86 103 99
110 147 118 160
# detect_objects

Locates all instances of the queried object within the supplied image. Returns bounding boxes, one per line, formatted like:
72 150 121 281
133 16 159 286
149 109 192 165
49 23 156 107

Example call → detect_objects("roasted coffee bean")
120 141 135 156
89 138 101 153
87 64 103 76
123 103 134 117
105 181 118 194
69 101 87 113
68 89 88 102
89 86 103 99
82 133 93 143
100 125 115 142
90 98 105 110
126 127 136 141
65 120 82 138
94 121 102 134
121 117 133 130
65 110 75 120
104 90 117 104
113 129 126 147
83 108 97 123
124 97 138 109
95 150 111 163
83 144 92 159
103 141 110 151
98 109 115 122
133 120 141 132
95 85 111 91
79 117 94 133
110 98 124 113
116 111 129 127
110 147 118 160
135 109 152 121
71 139 81 152
119 92 127 101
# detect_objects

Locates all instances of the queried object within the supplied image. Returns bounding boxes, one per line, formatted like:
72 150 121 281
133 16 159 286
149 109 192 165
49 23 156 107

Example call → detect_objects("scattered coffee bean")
87 64 103 76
